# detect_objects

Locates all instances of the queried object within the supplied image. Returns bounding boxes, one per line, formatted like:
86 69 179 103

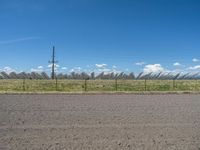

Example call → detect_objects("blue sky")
0 0 200 74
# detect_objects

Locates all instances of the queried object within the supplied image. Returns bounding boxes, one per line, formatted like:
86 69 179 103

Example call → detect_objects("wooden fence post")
84 79 87 92
115 79 118 91
195 79 198 91
55 78 58 91
144 79 147 91
173 79 176 90
23 79 25 91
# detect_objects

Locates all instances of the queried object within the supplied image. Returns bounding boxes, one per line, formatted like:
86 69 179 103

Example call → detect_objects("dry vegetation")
0 79 200 93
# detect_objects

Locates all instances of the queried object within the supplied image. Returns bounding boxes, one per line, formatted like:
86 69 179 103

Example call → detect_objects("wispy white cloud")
192 58 199 62
31 66 44 72
61 67 68 70
70 67 82 72
125 68 130 72
0 37 41 44
38 66 43 69
173 62 181 66
95 63 107 68
30 65 68 73
93 64 121 74
135 62 145 66
188 65 200 70
112 65 117 69
143 64 165 73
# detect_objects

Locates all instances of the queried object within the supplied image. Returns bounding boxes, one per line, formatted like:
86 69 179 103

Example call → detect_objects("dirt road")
0 94 200 149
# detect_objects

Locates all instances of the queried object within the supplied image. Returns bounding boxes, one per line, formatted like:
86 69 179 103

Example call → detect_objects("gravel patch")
0 94 200 150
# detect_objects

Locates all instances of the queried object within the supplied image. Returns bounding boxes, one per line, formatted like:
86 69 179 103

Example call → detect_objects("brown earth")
0 94 200 150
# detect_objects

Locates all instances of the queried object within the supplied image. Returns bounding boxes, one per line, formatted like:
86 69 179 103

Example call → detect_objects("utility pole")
49 46 58 80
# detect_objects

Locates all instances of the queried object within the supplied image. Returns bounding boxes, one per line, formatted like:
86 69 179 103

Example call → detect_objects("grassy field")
0 79 200 93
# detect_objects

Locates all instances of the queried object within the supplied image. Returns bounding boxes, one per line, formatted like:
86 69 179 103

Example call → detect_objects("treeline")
0 71 200 80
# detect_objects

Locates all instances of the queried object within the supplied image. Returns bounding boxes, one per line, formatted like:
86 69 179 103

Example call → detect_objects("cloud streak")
192 58 199 62
135 62 145 66
0 37 41 44
173 62 181 67
189 65 200 70
95 64 107 68
30 66 44 73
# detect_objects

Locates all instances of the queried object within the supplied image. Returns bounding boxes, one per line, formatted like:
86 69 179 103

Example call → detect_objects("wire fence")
0 79 200 92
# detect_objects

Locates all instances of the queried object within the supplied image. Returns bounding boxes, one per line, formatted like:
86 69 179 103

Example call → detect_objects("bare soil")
0 94 200 150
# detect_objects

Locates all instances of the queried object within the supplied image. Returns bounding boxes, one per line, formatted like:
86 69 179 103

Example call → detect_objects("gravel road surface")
0 94 200 150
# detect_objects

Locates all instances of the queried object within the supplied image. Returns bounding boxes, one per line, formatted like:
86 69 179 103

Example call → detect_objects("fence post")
84 79 89 92
195 79 198 91
85 78 90 92
144 79 147 91
23 79 25 91
173 79 176 90
115 79 118 91
55 78 58 91
84 79 87 92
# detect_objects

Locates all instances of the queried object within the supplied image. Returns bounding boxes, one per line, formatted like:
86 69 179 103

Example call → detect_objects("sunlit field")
0 79 200 92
